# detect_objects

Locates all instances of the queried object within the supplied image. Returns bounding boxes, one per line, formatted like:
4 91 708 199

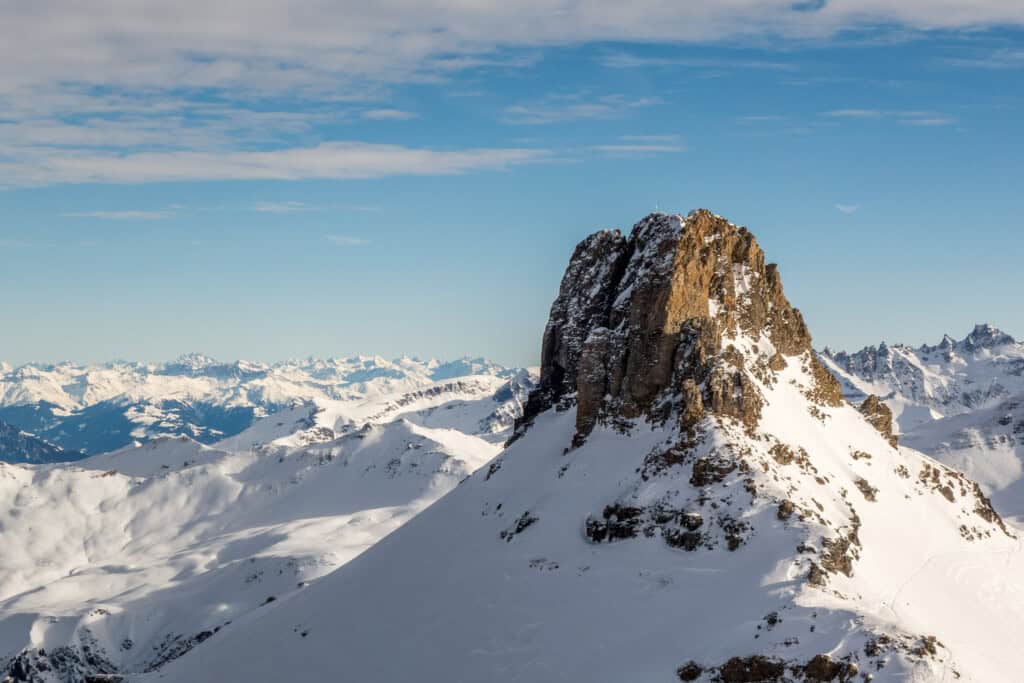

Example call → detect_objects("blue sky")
1 3 1022 367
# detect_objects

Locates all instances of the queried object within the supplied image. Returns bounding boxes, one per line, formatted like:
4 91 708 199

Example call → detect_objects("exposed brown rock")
858 395 898 448
716 655 786 682
799 654 858 681
805 356 845 408
515 210 820 444
676 661 703 681
854 477 878 502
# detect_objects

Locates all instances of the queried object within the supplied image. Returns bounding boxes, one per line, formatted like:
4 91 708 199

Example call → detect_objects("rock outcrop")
518 210 842 444
858 394 898 447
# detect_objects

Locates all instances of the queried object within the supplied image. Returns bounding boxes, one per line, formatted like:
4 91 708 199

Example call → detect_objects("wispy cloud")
2 142 551 187
63 210 176 220
900 113 956 127
592 144 683 155
592 134 684 155
325 235 370 247
835 203 860 215
942 49 1024 69
617 134 682 143
362 109 419 121
0 2 1010 189
253 201 316 214
824 109 883 119
823 109 956 126
601 52 796 72
502 94 661 125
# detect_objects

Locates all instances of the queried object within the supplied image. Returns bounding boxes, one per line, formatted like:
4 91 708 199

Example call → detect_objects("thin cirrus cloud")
62 210 177 220
1 142 550 186
823 109 956 126
325 235 370 247
835 203 860 215
253 201 316 214
502 95 662 125
591 134 685 155
941 48 1024 69
361 109 419 120
600 51 796 72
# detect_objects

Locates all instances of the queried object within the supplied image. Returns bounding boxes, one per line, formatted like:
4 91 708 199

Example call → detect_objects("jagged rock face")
530 229 628 420
858 395 898 448
522 210 839 442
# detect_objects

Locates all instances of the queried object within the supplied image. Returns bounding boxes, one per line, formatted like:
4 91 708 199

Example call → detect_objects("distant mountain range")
819 323 1024 432
820 325 1024 519
0 354 525 458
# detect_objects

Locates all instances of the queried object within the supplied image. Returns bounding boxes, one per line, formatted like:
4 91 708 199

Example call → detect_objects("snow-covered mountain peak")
157 212 1021 682
169 351 219 368
819 324 1024 435
961 322 1016 351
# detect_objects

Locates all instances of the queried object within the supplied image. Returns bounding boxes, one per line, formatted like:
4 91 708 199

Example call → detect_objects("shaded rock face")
858 395 898 448
518 210 841 443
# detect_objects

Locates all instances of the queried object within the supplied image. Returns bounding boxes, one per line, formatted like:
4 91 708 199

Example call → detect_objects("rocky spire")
517 210 842 444
963 323 1015 350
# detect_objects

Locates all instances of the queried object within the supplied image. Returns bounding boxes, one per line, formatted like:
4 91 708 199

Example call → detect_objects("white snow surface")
0 365 535 679
151 342 1024 682
822 325 1024 526
0 355 530 456
0 416 501 678
819 324 1024 434
902 395 1024 523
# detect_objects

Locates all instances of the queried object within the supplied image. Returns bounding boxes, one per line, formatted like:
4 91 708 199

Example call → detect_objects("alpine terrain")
0 419 67 465
151 211 1024 682
0 365 534 681
0 355 522 458
821 329 1024 520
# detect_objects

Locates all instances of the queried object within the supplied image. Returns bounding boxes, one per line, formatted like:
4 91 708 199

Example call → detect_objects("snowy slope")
153 212 1023 683
0 418 501 680
819 325 1024 434
155 405 1022 683
821 328 1024 525
0 355 528 458
901 395 1024 522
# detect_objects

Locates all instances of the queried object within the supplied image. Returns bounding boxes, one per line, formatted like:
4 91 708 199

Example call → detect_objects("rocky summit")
151 211 1023 683
520 210 841 443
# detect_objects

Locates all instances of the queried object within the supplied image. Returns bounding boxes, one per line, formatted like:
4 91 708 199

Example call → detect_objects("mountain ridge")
0 355 528 459
153 210 1022 682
